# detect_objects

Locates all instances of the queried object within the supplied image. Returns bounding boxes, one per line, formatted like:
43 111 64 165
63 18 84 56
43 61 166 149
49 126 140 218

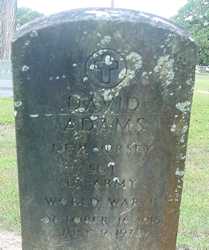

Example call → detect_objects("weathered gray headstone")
12 9 197 250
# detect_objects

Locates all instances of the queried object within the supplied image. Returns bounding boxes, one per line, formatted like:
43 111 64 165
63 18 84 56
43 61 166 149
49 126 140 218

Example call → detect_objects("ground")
0 73 209 249
0 230 21 250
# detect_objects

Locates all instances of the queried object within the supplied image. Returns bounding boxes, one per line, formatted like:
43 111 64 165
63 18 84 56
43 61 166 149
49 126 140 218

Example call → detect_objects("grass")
0 74 209 248
188 73 209 147
177 73 209 249
0 101 19 231
0 98 14 125
195 73 209 92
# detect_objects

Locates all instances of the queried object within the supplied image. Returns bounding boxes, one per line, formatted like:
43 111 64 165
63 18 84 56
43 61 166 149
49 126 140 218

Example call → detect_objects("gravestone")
12 9 197 250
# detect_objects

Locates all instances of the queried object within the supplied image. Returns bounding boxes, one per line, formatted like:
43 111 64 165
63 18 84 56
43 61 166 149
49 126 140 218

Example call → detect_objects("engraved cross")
95 54 119 84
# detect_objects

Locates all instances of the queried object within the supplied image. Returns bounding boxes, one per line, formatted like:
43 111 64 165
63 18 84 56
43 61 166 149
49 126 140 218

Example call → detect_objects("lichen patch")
154 55 175 88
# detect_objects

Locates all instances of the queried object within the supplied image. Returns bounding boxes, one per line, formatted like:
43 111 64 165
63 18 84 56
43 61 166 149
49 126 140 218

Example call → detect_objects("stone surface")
12 8 197 250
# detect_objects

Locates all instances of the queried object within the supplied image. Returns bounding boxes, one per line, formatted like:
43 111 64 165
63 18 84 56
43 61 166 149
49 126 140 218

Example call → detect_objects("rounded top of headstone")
14 8 194 43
